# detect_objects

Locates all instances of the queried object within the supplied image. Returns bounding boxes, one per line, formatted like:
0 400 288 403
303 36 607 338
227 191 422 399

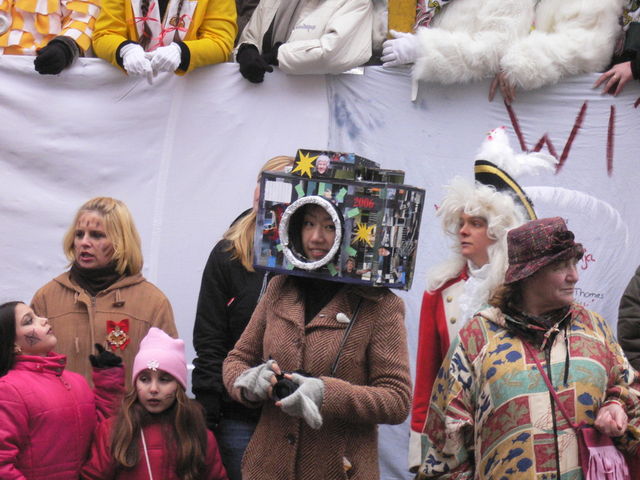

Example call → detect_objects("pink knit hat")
132 328 187 389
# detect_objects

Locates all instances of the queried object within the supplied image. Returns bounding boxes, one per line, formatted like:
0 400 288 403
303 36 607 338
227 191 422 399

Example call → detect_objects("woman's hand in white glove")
275 373 324 429
120 43 153 83
148 43 182 74
381 30 419 68
233 359 280 403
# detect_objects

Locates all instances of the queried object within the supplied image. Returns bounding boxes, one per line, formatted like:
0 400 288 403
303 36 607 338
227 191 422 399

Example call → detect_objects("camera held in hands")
273 370 309 400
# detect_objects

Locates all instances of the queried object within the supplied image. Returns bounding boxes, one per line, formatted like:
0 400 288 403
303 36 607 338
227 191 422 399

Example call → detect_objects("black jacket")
618 265 640 371
192 214 270 427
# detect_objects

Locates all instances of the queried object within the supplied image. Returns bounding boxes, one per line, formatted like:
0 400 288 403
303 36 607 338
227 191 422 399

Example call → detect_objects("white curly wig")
427 176 526 293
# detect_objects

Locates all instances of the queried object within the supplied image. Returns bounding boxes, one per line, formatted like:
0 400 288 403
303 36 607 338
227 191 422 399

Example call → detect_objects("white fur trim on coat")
500 0 626 90
412 0 533 85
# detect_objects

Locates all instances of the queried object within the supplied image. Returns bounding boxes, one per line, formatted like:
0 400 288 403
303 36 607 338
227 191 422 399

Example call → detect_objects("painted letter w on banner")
504 102 616 176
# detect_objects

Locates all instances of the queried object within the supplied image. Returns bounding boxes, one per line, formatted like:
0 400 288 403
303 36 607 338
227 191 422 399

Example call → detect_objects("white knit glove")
121 43 153 83
234 359 277 403
381 30 419 67
277 374 324 430
148 43 182 74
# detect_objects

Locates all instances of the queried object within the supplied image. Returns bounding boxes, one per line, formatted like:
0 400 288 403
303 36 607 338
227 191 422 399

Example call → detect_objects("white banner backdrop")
1 55 640 479
327 68 640 478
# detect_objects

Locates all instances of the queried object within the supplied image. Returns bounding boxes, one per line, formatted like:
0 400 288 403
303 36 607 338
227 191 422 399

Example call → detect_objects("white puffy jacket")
236 0 373 75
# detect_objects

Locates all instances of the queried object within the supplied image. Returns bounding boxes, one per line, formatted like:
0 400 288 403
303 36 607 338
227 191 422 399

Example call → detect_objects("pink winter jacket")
0 352 124 479
81 418 229 479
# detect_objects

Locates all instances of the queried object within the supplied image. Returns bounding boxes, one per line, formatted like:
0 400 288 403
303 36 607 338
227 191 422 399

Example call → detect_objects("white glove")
277 373 324 430
381 30 419 68
148 43 182 75
120 43 153 83
234 359 277 403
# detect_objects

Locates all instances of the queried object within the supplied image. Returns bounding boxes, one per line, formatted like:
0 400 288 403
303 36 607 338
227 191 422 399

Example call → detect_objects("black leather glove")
89 343 123 368
237 43 272 83
195 391 221 430
34 39 74 75
262 42 282 66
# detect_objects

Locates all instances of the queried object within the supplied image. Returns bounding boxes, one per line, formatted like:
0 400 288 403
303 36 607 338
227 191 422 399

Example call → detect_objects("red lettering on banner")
580 249 596 271
353 197 375 209
505 101 591 173
607 105 615 177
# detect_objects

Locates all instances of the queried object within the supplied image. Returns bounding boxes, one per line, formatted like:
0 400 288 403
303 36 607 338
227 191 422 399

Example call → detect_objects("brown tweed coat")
223 275 412 480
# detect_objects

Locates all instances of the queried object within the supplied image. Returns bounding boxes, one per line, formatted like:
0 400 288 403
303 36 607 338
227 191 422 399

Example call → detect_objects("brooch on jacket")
106 319 130 350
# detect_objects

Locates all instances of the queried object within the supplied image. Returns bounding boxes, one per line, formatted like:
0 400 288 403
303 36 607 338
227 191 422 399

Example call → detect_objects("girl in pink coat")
0 301 124 480
81 328 228 480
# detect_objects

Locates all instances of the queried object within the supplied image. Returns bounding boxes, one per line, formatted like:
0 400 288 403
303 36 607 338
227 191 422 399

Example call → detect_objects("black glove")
89 343 123 368
34 39 74 75
195 391 221 430
262 42 282 66
237 43 272 83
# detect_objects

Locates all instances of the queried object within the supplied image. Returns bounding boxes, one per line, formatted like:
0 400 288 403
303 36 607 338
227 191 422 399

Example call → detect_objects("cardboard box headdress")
253 149 425 290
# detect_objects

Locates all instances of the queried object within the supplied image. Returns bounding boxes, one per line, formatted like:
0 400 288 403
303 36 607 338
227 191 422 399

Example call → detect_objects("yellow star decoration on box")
291 152 318 178
352 222 375 247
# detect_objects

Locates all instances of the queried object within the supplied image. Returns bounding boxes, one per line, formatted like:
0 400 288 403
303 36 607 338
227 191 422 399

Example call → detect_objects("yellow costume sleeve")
92 0 135 69
177 0 236 73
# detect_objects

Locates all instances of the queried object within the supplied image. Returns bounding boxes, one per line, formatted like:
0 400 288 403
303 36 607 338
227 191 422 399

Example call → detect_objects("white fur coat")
413 0 625 90
501 0 625 90
413 0 533 84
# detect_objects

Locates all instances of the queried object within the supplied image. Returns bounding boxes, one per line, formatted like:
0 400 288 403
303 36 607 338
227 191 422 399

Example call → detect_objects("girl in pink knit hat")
81 328 229 480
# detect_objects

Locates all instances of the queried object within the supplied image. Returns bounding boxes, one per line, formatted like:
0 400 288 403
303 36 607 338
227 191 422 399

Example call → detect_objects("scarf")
503 303 572 350
291 276 342 325
70 262 122 297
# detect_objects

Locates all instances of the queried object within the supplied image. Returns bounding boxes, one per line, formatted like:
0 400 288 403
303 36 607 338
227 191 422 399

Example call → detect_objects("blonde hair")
427 177 525 292
223 156 294 271
63 197 143 275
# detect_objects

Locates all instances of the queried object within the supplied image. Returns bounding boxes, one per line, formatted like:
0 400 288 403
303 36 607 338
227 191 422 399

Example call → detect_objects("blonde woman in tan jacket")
31 197 177 386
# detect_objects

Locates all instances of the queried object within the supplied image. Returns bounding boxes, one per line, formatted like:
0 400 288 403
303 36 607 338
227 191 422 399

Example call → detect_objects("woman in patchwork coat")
418 218 640 479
